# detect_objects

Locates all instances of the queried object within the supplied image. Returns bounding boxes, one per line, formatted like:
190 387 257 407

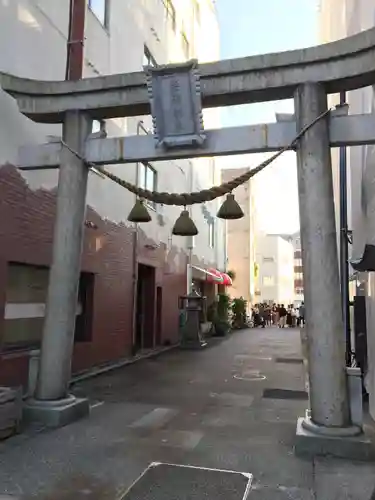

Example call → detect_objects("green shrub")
231 297 247 328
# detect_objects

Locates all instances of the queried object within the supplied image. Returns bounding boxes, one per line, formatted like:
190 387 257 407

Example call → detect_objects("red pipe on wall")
65 0 86 80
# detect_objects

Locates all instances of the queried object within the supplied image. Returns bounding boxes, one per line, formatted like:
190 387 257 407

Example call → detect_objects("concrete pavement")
0 327 374 499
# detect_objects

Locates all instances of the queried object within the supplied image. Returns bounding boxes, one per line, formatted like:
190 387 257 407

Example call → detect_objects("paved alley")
0 328 374 499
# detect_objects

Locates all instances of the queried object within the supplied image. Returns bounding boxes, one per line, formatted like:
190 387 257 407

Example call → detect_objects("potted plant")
214 293 231 336
231 297 248 329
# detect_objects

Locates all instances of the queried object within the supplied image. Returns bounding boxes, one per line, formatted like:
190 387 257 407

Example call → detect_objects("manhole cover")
120 462 252 500
234 370 266 381
262 388 308 400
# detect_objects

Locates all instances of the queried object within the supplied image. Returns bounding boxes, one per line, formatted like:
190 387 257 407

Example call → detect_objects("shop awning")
191 266 233 287
192 265 223 280
221 273 233 287
206 268 233 287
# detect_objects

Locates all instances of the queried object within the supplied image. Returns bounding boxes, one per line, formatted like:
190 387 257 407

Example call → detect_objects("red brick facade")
0 165 187 388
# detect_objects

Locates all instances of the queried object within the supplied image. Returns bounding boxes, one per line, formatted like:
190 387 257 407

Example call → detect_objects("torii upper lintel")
1 27 375 122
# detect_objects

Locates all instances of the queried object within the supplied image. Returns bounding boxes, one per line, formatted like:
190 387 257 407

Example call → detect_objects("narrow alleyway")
0 328 374 499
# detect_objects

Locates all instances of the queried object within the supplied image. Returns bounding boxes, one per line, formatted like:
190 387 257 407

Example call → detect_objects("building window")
3 263 93 350
139 162 157 210
208 221 215 248
163 0 176 31
143 46 157 67
181 31 190 59
263 276 274 287
193 0 201 24
88 0 109 27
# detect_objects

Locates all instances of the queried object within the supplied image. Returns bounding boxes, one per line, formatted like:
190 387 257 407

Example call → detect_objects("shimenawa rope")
61 107 333 206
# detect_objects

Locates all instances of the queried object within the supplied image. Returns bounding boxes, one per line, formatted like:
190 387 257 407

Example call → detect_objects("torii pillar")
25 111 92 426
294 83 366 456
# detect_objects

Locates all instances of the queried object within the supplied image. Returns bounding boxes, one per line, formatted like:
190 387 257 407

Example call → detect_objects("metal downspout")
187 161 194 294
131 121 149 351
339 91 352 366
65 0 86 81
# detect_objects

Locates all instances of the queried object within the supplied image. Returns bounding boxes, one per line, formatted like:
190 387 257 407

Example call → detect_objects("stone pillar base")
23 394 89 428
295 417 375 460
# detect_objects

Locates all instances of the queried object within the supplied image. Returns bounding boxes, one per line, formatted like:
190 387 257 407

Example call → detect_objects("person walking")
272 304 280 326
259 303 266 328
264 304 271 326
278 304 287 328
291 305 297 327
252 305 261 327
299 302 305 327
286 305 293 328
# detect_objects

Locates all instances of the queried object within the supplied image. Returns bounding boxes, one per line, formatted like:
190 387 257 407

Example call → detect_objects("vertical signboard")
145 60 206 149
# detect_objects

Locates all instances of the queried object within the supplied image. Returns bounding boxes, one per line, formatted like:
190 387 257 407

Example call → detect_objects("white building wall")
256 235 294 304
0 0 224 274
0 0 66 169
257 235 278 302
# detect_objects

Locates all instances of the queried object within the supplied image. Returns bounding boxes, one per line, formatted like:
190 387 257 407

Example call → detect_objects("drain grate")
121 463 252 500
262 388 308 400
275 357 304 364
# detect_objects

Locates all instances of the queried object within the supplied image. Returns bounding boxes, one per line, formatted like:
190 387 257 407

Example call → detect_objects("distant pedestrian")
259 303 266 328
272 304 279 325
252 305 261 327
264 305 271 326
278 304 287 328
286 305 293 328
299 302 305 327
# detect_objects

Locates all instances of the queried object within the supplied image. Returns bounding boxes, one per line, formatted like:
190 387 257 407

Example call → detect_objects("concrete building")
221 168 257 306
318 0 375 419
0 0 224 389
275 233 304 303
256 234 295 305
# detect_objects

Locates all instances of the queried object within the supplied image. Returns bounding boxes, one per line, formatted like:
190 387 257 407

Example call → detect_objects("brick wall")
0 165 187 388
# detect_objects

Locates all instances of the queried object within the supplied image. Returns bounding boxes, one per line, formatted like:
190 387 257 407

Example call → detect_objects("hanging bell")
217 193 244 220
127 199 152 223
172 210 198 236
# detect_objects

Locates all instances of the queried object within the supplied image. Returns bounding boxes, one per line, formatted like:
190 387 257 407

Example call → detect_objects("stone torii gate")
2 27 375 456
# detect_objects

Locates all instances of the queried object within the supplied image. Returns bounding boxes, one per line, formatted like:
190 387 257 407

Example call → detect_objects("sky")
216 0 319 234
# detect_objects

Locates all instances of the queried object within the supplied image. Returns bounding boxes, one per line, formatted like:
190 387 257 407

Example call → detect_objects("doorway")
135 264 156 352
